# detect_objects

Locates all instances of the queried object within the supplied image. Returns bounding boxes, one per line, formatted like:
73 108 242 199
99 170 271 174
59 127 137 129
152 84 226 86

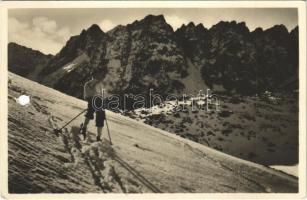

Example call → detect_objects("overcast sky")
9 8 298 55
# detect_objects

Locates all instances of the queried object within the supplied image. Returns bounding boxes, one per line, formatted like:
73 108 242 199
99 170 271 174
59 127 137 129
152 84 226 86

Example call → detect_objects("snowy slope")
8 72 297 193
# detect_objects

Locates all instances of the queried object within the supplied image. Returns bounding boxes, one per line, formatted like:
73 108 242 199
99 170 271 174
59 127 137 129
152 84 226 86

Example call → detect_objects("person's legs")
83 117 90 128
96 110 105 141
97 127 103 141
82 97 94 139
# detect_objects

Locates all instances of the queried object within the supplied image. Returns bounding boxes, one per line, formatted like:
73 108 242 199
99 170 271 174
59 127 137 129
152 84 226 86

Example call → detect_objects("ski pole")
54 108 87 136
105 112 112 145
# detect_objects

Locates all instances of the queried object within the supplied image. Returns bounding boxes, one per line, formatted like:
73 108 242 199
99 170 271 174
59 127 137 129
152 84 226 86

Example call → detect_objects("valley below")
124 91 299 176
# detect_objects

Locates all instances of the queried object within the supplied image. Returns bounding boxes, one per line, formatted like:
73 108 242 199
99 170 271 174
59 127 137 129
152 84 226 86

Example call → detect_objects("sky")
8 8 298 55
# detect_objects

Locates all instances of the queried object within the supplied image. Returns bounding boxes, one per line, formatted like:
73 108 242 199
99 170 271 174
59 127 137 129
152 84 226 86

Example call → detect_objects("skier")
80 68 107 142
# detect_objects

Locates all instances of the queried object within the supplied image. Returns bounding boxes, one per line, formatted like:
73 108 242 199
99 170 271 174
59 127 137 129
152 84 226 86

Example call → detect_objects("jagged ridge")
8 15 299 99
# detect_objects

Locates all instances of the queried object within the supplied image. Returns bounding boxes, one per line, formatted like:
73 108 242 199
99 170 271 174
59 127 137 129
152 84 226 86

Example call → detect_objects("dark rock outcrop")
8 42 53 79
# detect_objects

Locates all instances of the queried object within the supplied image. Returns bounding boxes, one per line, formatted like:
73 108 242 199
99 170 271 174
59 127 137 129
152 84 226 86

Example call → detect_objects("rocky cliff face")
9 15 299 100
8 42 53 80
39 24 108 98
175 21 299 94
250 25 298 92
38 15 190 100
199 21 257 94
103 15 187 95
175 22 210 70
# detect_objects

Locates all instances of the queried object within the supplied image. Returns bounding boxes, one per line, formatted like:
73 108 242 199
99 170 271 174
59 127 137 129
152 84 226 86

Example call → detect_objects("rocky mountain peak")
79 24 106 41
264 24 289 41
84 24 104 36
144 14 167 24
187 22 196 28
39 24 107 77
210 20 250 35
252 27 264 34
195 23 206 31
290 26 298 35
130 14 167 27
129 14 174 35
176 22 207 36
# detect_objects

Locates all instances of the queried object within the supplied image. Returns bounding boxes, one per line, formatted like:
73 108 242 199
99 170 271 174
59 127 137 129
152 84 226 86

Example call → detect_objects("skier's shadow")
112 153 162 193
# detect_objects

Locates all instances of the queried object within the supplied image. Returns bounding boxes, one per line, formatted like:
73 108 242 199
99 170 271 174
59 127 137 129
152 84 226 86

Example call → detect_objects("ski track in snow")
48 117 152 193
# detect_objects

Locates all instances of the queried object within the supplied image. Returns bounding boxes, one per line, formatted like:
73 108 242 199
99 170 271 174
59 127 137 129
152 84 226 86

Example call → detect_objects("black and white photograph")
1 1 306 198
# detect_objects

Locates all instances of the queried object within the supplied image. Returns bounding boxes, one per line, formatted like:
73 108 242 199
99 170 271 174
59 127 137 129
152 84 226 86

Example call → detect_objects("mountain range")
8 14 299 100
